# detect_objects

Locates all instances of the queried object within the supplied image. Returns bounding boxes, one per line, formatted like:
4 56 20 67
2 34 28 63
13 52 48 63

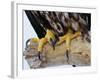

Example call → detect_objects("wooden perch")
23 37 90 69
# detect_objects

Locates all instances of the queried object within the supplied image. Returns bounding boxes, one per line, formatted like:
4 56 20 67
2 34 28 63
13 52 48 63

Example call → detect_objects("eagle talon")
66 50 69 64
38 51 43 61
51 39 57 50
37 51 46 62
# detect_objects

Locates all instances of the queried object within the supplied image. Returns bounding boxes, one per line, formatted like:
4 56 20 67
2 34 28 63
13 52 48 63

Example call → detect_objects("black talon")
50 38 56 50
38 51 46 62
38 51 42 61
25 39 31 50
49 33 59 50
66 50 69 63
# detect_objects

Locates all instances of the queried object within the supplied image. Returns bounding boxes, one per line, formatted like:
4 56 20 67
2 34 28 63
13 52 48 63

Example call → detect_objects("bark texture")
23 37 90 69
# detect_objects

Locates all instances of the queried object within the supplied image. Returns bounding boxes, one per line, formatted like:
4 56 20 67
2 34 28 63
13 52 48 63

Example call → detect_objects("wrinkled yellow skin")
45 29 56 44
30 28 81 53
30 29 56 52
57 28 81 51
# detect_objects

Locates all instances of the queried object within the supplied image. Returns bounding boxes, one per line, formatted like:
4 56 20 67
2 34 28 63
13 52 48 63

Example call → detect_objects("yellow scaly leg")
38 38 47 52
71 31 81 40
57 35 66 45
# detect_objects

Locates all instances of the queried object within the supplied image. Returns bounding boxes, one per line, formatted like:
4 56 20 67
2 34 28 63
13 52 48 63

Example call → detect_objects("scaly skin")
30 29 56 52
28 29 81 62
57 28 81 63
57 29 81 50
29 29 57 61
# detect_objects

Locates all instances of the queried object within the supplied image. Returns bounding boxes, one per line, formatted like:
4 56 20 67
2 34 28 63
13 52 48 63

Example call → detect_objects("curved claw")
38 51 42 61
37 51 46 61
66 50 69 63
50 37 59 50
51 39 56 50
25 39 31 50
